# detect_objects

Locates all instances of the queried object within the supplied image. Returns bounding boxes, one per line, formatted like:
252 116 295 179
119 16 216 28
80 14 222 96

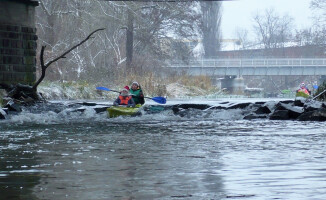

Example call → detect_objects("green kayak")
107 104 142 118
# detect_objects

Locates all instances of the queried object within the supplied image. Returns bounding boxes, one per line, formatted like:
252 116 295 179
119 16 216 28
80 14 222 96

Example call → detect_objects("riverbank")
36 80 220 100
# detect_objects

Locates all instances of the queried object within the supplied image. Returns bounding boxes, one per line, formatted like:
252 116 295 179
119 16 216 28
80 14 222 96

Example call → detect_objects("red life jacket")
118 96 131 105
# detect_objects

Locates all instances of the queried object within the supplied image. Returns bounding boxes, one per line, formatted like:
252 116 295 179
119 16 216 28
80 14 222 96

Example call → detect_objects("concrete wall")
0 1 38 85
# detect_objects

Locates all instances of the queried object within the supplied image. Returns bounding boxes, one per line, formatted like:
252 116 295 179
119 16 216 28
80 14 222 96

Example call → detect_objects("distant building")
161 38 242 59
220 39 242 51
0 0 39 85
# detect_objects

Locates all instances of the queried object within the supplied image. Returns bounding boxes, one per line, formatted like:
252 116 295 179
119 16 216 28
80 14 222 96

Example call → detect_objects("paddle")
96 86 119 93
96 86 166 104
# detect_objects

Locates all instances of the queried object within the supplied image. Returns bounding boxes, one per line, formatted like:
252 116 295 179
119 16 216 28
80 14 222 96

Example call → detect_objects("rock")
78 102 97 106
75 108 86 112
280 100 294 104
297 108 326 121
94 106 110 113
244 114 267 120
172 104 213 115
73 106 109 113
173 104 211 110
255 105 272 114
294 97 306 107
303 100 323 112
254 101 266 105
2 97 13 105
21 96 35 105
227 102 252 109
172 107 203 118
263 101 279 113
0 108 6 119
209 105 228 110
2 108 8 114
4 83 42 101
172 106 181 114
270 110 289 120
5 100 22 112
274 102 303 119
172 107 187 116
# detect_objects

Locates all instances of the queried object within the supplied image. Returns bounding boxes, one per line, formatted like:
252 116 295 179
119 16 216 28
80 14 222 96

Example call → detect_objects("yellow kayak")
295 91 310 98
107 104 142 118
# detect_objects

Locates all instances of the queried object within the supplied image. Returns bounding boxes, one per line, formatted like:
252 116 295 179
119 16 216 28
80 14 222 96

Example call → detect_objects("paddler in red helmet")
113 88 135 107
297 82 311 95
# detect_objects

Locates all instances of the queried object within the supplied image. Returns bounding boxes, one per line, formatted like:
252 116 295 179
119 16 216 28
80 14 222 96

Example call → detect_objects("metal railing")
170 58 326 68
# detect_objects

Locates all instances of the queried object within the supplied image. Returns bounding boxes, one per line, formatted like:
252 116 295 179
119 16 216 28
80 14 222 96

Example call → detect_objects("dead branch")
32 28 105 91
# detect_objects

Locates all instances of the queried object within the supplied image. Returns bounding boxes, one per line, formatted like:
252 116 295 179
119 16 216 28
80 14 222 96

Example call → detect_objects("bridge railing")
170 58 326 68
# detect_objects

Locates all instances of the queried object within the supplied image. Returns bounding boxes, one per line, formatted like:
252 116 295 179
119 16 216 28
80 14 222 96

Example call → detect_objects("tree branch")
32 28 105 91
44 28 105 69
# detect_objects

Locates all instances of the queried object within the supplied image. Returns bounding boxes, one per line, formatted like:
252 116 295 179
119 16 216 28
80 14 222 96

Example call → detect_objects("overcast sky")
221 0 314 39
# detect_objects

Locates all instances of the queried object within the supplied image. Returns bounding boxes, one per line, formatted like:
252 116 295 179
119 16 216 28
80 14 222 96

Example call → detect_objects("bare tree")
291 0 326 51
252 8 294 51
35 1 201 83
234 28 250 50
311 0 326 25
311 0 326 9
294 27 326 49
122 1 201 71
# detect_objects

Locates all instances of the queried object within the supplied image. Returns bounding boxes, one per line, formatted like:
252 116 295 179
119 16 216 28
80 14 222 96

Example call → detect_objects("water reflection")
21 122 225 199
0 129 42 200
1 112 326 200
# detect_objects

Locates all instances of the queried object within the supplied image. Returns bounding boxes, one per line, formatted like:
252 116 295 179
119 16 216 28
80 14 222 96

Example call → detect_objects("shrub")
314 81 326 101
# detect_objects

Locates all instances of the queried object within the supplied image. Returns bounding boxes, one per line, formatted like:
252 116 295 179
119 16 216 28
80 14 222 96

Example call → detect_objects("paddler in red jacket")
113 88 135 107
297 82 311 95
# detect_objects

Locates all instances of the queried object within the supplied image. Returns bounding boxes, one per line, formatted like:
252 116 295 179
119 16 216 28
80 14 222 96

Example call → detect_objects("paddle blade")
151 96 166 104
96 86 111 91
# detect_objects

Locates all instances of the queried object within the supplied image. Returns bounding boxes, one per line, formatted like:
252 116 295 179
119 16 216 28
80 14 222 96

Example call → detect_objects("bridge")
168 58 326 76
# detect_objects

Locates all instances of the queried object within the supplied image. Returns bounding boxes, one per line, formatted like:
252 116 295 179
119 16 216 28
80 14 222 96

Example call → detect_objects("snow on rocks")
2 97 326 121
170 99 326 121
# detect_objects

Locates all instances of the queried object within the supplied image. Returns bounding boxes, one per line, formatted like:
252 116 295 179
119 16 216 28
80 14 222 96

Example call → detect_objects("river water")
0 99 326 200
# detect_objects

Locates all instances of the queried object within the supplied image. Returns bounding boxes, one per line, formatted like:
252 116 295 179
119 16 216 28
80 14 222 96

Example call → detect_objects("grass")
36 74 218 100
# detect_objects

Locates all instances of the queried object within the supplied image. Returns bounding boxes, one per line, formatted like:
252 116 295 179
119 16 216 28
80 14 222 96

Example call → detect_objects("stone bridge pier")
0 0 39 85
219 76 245 94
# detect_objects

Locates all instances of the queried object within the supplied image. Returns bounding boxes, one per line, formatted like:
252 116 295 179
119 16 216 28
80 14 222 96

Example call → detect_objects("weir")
0 0 38 85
